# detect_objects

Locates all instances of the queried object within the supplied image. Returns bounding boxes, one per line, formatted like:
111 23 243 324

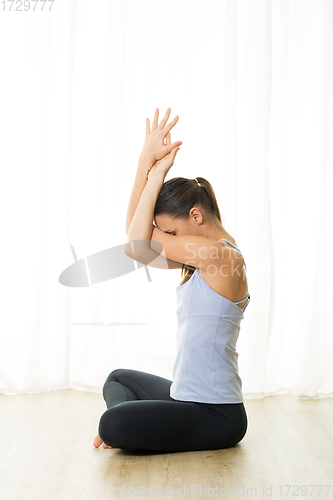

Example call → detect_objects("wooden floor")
0 390 332 500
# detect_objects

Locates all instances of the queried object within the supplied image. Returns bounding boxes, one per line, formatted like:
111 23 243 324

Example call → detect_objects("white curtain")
0 0 332 398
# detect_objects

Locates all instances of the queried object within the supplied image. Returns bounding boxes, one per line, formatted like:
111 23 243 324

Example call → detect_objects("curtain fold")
0 0 332 398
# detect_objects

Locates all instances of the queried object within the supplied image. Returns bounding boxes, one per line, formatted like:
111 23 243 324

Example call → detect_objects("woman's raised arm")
125 155 151 235
125 108 182 235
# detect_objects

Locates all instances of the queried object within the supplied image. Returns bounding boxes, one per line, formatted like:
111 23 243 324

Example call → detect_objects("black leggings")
98 368 248 453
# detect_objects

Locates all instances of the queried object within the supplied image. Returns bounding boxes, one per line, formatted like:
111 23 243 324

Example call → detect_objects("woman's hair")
153 177 222 286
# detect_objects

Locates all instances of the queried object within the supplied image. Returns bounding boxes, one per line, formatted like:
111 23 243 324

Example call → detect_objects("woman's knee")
105 368 123 384
102 368 123 396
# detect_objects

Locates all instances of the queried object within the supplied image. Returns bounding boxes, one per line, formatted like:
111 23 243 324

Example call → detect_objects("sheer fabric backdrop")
0 0 332 398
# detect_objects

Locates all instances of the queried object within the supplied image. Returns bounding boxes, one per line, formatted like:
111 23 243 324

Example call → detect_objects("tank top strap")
219 238 241 253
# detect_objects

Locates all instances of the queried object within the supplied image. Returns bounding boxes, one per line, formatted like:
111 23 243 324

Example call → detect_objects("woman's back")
170 238 250 404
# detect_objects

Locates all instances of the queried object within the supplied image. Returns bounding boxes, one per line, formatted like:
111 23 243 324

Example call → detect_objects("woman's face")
155 209 203 237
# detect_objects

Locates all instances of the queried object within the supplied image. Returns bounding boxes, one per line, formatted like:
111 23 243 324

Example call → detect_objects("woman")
93 108 250 452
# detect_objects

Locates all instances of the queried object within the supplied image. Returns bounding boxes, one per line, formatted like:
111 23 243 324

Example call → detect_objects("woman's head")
153 177 223 285
154 177 223 238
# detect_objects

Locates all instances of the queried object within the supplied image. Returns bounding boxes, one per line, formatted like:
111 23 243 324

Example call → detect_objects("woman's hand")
140 107 182 165
148 130 181 178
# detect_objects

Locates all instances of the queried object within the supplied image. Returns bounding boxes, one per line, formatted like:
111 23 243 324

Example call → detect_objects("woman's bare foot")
93 433 113 449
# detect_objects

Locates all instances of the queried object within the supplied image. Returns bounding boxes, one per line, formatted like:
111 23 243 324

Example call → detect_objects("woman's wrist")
138 152 154 172
146 168 165 184
138 153 158 181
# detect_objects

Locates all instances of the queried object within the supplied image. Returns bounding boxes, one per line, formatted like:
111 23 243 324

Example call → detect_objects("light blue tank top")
169 239 250 404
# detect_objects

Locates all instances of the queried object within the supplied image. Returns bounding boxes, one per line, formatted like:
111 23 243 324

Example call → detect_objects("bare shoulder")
198 243 248 303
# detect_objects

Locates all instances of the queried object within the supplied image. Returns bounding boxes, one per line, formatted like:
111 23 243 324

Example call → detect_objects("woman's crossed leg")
94 368 244 453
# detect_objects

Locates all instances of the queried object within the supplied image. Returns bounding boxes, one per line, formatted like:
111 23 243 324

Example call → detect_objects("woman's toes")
93 433 113 449
93 434 103 448
102 442 113 449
